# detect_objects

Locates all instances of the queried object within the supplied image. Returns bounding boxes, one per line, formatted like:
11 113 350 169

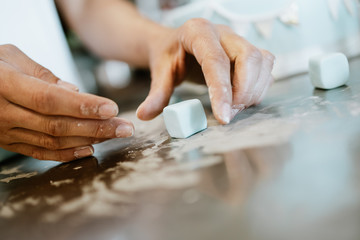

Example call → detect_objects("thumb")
136 60 174 120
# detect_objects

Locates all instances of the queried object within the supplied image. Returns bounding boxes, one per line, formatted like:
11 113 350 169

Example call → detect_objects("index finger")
180 18 232 124
0 61 118 119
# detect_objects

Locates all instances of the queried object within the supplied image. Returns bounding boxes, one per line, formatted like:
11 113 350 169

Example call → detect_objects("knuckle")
0 44 19 55
204 51 229 65
246 47 263 64
31 148 66 161
39 135 61 150
0 62 18 87
203 54 230 71
261 50 276 68
0 44 21 62
262 49 275 61
31 148 45 160
55 150 68 162
45 119 65 136
93 123 105 138
31 85 54 113
33 65 58 82
0 133 11 145
217 24 233 33
0 102 12 123
184 18 211 32
90 137 101 144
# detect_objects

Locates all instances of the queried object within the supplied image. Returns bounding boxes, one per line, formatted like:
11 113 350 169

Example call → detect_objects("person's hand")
136 18 275 124
0 44 134 162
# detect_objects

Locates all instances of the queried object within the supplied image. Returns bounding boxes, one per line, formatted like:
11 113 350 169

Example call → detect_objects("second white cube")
309 52 349 90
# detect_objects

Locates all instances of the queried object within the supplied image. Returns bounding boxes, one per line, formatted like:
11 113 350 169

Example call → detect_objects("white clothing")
0 0 83 161
0 0 83 89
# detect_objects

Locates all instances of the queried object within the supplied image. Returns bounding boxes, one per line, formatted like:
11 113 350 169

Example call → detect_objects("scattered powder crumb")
42 194 92 223
112 171 199 192
347 101 360 116
42 194 90 223
141 136 168 157
0 166 22 175
80 104 99 116
50 179 74 187
0 197 40 218
0 205 14 218
60 194 92 214
182 189 200 204
11 202 25 211
141 147 156 157
42 178 133 222
118 157 163 172
319 100 331 106
24 197 40 206
0 172 38 183
350 108 360 116
170 156 222 170
44 195 63 205
113 157 202 192
167 114 299 155
105 166 118 173
11 197 40 211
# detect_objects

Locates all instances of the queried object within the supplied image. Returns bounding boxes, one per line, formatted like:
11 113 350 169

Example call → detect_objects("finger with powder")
181 19 232 124
217 28 263 111
5 103 134 138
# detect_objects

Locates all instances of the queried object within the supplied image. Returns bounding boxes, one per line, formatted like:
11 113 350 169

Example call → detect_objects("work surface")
1 58 360 240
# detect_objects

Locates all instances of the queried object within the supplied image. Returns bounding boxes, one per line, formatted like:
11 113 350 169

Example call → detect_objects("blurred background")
59 0 360 110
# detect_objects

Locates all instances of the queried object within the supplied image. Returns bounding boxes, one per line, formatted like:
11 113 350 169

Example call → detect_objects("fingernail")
115 124 134 138
74 146 94 159
57 80 79 92
220 103 231 124
99 103 119 119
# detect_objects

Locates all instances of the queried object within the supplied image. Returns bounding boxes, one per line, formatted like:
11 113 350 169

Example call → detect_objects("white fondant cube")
163 99 207 139
309 53 349 90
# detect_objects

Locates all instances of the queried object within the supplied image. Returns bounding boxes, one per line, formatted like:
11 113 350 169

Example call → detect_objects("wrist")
144 21 174 66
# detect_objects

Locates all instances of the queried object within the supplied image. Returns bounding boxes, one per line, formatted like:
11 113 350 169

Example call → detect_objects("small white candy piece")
309 52 349 90
163 99 207 139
